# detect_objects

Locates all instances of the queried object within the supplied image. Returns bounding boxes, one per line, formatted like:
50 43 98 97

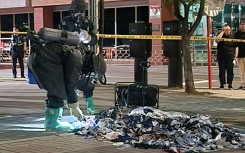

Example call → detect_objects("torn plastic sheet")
61 115 98 129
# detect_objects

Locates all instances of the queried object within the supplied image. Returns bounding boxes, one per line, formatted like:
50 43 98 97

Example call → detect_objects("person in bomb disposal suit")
58 0 99 115
10 26 27 78
27 0 106 131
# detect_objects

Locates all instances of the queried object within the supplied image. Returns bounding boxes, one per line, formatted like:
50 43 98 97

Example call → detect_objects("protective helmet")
69 0 88 13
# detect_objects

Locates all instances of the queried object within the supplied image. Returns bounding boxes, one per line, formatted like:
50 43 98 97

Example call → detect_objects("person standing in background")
234 20 245 90
216 24 235 90
10 25 27 78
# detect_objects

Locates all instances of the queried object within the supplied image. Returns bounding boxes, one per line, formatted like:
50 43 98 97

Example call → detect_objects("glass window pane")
53 12 61 29
15 13 29 32
117 7 135 35
62 11 69 18
104 8 115 47
1 14 13 38
137 6 148 22
224 4 231 13
117 7 135 46
29 13 34 30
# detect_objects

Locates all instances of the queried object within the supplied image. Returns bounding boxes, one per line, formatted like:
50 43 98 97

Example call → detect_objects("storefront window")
15 13 29 32
104 8 115 47
53 11 61 29
29 13 34 30
1 14 13 38
221 4 245 33
117 7 135 46
137 6 148 23
242 6 245 19
117 7 135 35
62 11 69 18
212 12 223 35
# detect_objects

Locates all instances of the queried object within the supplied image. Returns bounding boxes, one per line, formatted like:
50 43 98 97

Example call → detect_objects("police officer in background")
11 25 27 78
59 0 98 115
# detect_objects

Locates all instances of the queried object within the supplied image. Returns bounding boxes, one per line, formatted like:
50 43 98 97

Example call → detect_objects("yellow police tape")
1 31 244 43
0 31 27 35
97 34 245 43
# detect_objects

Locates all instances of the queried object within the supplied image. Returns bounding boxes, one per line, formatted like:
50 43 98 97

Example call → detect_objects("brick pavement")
0 134 165 153
0 65 245 153
0 134 244 153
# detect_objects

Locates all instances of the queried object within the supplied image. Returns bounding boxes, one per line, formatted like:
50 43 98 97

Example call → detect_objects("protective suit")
27 0 106 132
59 0 99 115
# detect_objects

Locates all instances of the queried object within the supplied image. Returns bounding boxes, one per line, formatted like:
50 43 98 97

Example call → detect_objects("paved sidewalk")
0 65 244 153
0 63 243 87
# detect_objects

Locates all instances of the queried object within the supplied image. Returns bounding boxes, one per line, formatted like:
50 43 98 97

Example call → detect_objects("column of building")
33 6 54 31
149 0 175 65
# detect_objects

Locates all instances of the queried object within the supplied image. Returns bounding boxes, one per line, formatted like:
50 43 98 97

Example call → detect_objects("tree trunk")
182 36 196 93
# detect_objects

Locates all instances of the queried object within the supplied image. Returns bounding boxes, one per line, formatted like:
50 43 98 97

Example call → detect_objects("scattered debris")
70 107 245 153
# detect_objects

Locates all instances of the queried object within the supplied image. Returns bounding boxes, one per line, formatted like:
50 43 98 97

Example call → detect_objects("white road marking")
183 80 218 85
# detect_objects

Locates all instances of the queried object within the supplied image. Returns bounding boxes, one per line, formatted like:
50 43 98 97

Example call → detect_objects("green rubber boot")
85 97 98 114
44 107 71 132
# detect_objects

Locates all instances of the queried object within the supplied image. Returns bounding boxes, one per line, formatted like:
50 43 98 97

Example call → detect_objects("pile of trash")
72 107 245 153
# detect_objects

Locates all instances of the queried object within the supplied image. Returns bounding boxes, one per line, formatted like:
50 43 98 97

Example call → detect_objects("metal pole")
239 5 241 24
207 16 212 89
114 8 117 48
89 0 100 54
99 0 104 54
231 2 234 33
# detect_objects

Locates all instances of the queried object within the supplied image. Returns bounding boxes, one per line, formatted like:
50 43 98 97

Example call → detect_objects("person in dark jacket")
216 24 235 90
10 25 26 78
234 20 245 90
